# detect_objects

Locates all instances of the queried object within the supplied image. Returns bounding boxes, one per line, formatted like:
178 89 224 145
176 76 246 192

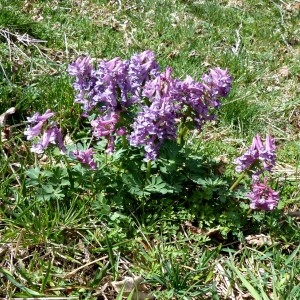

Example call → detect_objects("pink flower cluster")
234 134 276 177
234 134 279 211
24 109 66 154
68 51 232 160
26 51 233 168
248 179 279 211
69 148 97 170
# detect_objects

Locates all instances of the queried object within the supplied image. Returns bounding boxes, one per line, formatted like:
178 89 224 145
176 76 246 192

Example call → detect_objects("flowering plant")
67 50 232 161
233 134 279 210
24 50 279 213
24 109 66 154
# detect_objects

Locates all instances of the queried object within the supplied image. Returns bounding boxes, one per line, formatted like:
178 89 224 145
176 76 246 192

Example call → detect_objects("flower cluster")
24 109 65 154
68 50 160 114
68 50 161 155
26 51 232 167
234 134 276 179
247 179 279 211
129 67 179 160
69 148 97 170
129 66 232 159
174 67 232 129
234 134 279 210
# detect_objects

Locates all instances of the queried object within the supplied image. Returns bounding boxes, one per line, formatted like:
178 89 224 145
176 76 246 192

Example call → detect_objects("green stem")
229 171 246 192
62 154 74 189
122 135 128 149
146 160 151 181
177 121 188 146
246 208 253 216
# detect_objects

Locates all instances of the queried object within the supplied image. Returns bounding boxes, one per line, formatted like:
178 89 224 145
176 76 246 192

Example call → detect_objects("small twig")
64 255 108 278
0 29 30 60
14 229 24 258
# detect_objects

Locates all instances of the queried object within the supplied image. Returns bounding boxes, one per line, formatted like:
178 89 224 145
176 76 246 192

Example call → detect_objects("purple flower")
173 67 232 129
25 109 56 140
24 121 44 140
174 76 210 128
68 56 94 77
129 67 179 161
90 111 119 138
202 67 232 99
128 50 160 101
247 179 279 211
69 148 97 170
234 135 260 173
27 109 55 123
116 127 127 136
68 51 161 114
258 134 276 172
68 56 98 112
25 110 66 154
68 52 233 159
93 57 125 109
234 134 276 176
31 126 66 154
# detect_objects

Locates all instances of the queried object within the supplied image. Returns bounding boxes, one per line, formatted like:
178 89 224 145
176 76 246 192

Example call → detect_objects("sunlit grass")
0 0 299 298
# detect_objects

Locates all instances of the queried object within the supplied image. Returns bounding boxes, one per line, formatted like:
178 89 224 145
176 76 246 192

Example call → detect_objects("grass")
0 0 300 299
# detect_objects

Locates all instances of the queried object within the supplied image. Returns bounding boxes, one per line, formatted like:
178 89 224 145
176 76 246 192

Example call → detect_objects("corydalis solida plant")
24 51 280 212
233 134 279 211
24 109 66 154
68 50 232 160
25 50 232 164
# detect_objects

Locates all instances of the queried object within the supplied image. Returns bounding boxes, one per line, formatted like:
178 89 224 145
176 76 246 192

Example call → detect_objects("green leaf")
0 268 44 296
25 167 40 180
228 263 264 300
285 244 300 266
145 176 174 194
42 185 54 193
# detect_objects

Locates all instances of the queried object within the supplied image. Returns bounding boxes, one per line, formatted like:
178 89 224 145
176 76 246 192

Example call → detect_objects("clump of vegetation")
0 0 299 299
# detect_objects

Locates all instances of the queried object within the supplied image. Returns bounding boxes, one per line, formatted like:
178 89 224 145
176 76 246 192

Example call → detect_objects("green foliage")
0 0 299 298
226 245 300 300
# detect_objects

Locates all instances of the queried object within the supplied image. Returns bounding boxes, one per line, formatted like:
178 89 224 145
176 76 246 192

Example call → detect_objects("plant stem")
122 135 127 149
146 160 151 181
229 171 246 192
177 120 188 146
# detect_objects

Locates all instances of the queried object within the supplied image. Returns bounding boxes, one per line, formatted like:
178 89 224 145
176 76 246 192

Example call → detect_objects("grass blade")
0 268 44 297
228 263 263 300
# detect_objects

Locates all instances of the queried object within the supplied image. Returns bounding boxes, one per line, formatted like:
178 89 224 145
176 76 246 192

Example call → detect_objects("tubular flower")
258 134 276 172
202 67 232 99
173 67 232 129
90 111 119 138
69 148 97 170
129 67 179 161
24 110 66 154
234 134 276 176
24 121 44 140
68 56 98 113
27 109 55 123
30 125 66 154
68 51 160 114
247 179 279 211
